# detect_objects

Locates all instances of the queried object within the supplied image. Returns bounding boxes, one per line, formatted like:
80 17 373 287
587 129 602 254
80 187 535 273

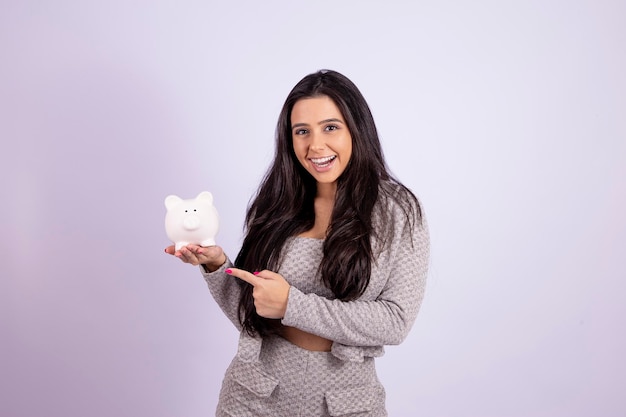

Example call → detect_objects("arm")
200 258 243 331
281 209 429 347
165 244 243 330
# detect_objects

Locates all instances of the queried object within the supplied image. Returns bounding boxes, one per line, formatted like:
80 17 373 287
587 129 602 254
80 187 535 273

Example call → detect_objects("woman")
166 69 429 416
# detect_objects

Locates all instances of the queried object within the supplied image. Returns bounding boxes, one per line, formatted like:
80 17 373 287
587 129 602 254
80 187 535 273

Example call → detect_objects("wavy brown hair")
234 70 421 336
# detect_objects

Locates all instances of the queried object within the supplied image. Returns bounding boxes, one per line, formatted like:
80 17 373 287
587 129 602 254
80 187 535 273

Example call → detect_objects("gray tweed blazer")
200 193 429 363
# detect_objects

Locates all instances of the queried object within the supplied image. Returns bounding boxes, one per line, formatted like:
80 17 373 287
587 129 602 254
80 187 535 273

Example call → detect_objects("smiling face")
291 95 353 193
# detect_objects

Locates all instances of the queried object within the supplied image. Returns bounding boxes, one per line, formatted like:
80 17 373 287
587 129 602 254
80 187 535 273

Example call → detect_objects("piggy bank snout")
182 215 201 230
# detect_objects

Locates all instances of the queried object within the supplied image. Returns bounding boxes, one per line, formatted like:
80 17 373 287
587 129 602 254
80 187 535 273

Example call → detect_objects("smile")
310 155 337 168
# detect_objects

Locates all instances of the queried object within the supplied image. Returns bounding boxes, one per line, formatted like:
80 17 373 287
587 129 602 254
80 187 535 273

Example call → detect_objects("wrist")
202 254 227 273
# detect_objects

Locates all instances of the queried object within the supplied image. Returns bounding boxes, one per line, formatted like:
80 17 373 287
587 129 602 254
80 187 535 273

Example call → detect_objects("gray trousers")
216 335 387 417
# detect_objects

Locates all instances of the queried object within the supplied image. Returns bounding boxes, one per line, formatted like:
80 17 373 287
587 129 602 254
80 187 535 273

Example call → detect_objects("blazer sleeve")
281 203 430 347
200 257 243 331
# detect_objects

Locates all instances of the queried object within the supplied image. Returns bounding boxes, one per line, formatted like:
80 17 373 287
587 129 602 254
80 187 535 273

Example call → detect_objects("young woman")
165 69 429 416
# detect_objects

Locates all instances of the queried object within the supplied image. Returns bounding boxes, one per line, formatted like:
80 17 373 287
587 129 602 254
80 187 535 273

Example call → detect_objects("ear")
164 195 182 210
196 191 213 205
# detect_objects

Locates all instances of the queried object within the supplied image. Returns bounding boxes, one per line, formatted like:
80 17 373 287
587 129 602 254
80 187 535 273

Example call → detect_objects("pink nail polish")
253 271 260 275
225 268 232 274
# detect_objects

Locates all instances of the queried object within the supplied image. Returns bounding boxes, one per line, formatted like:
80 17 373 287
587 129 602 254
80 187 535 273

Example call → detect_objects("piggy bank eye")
184 209 188 212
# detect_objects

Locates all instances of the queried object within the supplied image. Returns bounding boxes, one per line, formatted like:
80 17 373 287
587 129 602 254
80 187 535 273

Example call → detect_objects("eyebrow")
291 118 345 129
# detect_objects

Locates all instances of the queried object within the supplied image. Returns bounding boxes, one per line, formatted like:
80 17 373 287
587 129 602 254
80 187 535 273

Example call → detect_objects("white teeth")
310 156 336 164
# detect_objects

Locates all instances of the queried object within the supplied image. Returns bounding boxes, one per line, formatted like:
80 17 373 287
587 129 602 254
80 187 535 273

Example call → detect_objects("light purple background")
2 1 625 416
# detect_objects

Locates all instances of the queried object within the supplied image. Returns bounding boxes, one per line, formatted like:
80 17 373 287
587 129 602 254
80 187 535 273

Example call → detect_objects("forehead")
291 95 344 122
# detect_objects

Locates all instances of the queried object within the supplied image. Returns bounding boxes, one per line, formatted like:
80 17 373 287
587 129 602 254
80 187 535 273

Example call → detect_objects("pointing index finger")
226 267 260 286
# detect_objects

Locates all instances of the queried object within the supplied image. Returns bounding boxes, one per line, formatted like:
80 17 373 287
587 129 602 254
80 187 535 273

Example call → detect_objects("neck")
316 182 337 201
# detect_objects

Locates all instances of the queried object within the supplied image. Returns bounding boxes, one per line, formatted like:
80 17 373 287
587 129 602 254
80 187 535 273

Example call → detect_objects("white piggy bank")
165 191 220 251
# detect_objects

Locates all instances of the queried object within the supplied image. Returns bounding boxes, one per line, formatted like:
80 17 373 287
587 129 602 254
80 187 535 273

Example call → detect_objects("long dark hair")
234 69 421 336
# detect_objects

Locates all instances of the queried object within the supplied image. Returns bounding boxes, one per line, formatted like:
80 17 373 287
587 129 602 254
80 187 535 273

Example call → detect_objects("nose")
183 215 201 230
309 131 325 151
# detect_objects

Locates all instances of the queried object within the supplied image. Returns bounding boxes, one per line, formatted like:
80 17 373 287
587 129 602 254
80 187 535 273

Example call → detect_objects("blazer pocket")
230 361 279 398
325 384 385 416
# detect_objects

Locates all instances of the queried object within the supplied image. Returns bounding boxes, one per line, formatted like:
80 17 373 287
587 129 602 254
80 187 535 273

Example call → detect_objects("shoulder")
372 180 425 249
375 180 422 227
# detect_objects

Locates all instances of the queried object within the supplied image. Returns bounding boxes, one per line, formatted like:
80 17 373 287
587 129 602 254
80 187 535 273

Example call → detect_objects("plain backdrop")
1 1 625 416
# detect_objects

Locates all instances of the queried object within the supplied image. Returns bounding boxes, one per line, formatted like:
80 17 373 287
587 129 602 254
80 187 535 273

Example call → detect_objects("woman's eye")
325 125 338 131
294 129 308 135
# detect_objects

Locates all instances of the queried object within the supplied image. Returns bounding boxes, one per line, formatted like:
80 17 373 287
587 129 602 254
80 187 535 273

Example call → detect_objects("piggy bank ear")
164 195 183 210
196 191 213 205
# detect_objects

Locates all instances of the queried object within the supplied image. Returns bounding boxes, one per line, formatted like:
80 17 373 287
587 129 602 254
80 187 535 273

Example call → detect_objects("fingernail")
225 268 232 274
253 271 259 275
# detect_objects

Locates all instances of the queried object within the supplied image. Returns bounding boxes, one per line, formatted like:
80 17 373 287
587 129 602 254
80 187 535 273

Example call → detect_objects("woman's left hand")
226 268 290 319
